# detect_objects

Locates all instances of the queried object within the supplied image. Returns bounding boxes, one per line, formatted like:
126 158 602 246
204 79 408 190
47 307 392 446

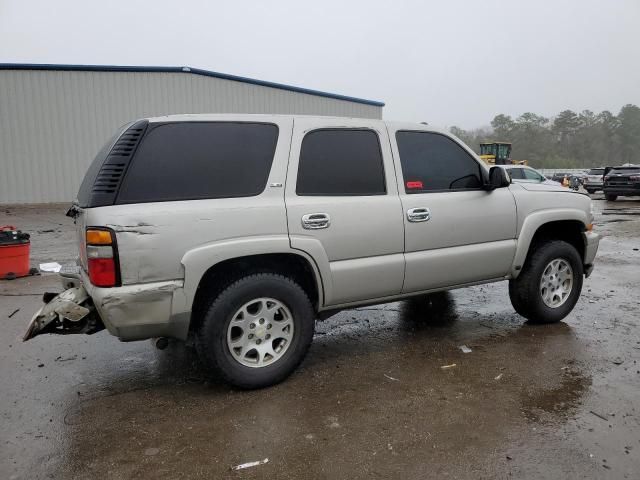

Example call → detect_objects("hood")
518 183 580 194
542 179 562 186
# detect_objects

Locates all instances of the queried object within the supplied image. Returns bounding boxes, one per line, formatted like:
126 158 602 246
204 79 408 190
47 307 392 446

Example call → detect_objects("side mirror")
485 166 511 190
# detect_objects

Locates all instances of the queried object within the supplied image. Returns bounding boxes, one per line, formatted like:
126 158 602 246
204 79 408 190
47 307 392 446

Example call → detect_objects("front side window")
296 129 386 196
395 131 483 193
117 122 278 203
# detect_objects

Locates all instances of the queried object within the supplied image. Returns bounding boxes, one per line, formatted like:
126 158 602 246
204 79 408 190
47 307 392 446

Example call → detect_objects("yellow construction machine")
479 142 527 166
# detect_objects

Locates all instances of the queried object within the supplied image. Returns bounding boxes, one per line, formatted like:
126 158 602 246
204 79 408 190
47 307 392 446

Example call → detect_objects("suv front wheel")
196 273 315 389
508 240 583 324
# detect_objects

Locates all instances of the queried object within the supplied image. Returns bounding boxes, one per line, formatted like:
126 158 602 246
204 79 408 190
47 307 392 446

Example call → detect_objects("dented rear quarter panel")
87 196 289 285
82 117 294 288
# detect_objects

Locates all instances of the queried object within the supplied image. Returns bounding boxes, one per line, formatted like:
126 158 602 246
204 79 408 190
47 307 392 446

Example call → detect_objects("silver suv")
26 114 600 388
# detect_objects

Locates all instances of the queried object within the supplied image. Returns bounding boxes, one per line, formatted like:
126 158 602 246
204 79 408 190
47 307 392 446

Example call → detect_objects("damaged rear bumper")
23 285 104 341
87 274 188 341
25 269 189 342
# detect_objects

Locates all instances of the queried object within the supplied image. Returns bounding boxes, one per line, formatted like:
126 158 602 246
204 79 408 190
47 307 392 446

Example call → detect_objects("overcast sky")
1 0 638 128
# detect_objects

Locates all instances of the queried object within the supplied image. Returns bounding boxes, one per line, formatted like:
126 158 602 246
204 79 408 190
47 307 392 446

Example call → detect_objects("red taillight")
86 228 118 287
88 257 117 287
630 175 640 181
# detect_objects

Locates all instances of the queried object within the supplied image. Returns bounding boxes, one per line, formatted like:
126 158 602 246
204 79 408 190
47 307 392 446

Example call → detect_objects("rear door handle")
302 213 331 230
407 207 431 222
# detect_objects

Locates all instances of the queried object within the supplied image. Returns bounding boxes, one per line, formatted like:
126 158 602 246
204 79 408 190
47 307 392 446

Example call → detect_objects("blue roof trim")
0 63 385 107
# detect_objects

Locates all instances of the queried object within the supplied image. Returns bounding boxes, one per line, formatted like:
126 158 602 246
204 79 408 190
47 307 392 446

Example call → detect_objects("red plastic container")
0 226 31 280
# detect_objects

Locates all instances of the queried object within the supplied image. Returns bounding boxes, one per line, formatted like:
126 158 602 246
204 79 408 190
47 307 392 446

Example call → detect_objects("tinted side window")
296 129 386 196
509 168 525 180
395 131 483 193
117 122 278 204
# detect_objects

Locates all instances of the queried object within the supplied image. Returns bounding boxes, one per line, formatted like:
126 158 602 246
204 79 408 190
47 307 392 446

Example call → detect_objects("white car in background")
583 167 606 194
499 165 562 186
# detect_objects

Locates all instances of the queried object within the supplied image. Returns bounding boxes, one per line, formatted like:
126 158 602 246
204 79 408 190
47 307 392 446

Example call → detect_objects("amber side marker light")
86 229 113 245
586 224 593 231
86 229 118 287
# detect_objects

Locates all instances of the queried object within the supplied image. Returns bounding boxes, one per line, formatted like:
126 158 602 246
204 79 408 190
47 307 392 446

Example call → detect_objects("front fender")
511 208 588 278
177 235 326 314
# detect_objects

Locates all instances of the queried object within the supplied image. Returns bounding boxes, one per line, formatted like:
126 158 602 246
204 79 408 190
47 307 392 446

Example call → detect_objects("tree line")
450 104 640 169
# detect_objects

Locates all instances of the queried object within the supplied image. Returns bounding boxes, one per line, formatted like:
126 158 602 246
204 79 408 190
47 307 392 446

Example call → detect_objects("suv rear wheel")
508 240 583 324
605 194 617 201
196 273 315 389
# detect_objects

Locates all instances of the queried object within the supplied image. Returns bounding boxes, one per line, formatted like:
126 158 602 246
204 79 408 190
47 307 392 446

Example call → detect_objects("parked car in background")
584 168 606 194
603 165 640 201
551 172 570 183
499 165 561 186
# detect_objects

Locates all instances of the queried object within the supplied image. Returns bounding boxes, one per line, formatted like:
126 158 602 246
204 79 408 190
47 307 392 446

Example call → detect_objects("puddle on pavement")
54 290 593 480
7 199 637 479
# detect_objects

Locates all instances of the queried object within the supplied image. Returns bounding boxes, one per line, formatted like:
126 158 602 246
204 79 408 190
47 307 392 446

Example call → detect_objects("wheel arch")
180 239 324 333
512 209 589 278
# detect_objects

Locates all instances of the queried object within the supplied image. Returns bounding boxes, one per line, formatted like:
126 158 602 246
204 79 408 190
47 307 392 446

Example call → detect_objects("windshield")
523 169 543 181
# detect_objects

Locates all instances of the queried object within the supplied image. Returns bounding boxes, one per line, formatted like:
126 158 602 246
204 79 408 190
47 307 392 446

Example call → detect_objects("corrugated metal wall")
0 69 382 203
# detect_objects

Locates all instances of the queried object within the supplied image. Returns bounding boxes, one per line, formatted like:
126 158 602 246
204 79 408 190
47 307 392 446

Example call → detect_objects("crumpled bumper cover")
23 286 99 341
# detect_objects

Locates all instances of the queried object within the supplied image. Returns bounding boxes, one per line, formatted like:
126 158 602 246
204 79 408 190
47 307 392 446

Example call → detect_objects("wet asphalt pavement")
1 197 639 479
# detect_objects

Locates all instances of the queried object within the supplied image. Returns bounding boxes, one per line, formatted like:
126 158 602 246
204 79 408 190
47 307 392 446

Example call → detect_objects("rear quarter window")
76 123 132 207
116 122 279 204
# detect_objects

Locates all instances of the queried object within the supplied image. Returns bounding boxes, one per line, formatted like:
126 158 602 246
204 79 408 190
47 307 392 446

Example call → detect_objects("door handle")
407 207 431 222
302 213 331 230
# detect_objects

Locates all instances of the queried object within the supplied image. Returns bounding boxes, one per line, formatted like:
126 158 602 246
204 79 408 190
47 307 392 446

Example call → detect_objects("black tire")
605 194 617 201
195 273 315 389
586 189 594 194
508 240 583 324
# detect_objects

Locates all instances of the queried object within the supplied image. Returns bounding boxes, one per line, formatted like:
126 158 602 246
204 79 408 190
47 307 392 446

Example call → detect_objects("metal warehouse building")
0 64 384 204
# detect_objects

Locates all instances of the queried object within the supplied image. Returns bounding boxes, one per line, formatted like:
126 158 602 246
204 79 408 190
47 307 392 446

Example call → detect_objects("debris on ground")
612 358 624 365
383 374 399 381
8 308 20 318
232 458 269 471
39 262 61 273
144 448 160 456
55 355 78 362
494 373 503 380
590 410 609 421
459 345 472 354
441 363 457 369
